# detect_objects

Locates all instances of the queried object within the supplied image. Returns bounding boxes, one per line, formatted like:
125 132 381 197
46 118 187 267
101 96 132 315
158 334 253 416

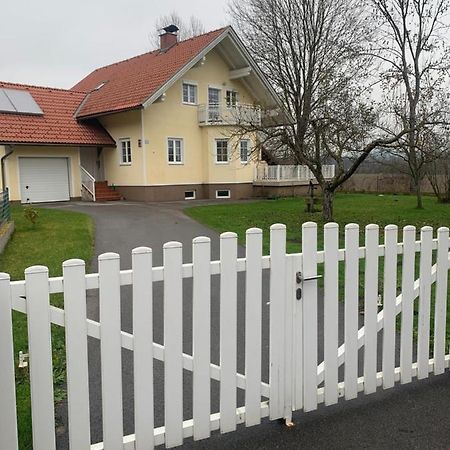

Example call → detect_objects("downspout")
1 145 13 191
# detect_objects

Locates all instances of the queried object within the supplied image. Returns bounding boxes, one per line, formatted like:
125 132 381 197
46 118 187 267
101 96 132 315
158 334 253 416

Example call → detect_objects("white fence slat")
324 223 339 406
269 224 286 420
220 232 238 433
363 224 379 395
0 273 18 450
245 228 263 426
287 253 299 416
132 247 154 450
344 224 359 400
63 260 90 450
382 225 398 389
192 237 211 440
302 222 318 412
25 266 56 450
400 226 416 384
163 242 184 447
417 227 433 379
433 227 449 375
98 253 124 450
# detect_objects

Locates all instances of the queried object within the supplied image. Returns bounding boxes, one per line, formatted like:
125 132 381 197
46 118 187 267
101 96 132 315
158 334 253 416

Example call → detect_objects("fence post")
382 225 398 389
277 165 281 181
192 237 211 440
245 228 263 426
63 259 91 450
433 227 449 375
269 224 286 420
219 232 238 433
302 222 318 412
324 223 339 405
163 242 184 446
417 226 433 379
400 226 416 384
98 253 124 450
0 273 18 450
25 265 56 450
344 224 359 400
363 224 379 395
132 247 154 450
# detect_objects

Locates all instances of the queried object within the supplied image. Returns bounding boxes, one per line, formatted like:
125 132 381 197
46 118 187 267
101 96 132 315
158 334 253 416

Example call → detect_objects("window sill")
120 163 132 166
182 102 197 106
168 162 184 165
215 161 230 165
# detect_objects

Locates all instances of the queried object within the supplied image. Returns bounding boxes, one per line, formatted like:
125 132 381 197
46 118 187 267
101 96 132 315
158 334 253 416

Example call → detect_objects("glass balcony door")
208 87 221 122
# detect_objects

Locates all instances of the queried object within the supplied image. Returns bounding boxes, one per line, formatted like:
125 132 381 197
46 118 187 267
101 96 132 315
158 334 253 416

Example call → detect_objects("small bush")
23 205 39 225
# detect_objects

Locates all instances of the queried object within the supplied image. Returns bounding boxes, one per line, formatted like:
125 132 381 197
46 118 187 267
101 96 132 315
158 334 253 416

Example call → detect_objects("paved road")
50 201 450 449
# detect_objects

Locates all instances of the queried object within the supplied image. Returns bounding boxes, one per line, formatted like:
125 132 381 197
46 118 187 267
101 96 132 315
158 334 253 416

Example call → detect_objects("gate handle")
296 272 322 284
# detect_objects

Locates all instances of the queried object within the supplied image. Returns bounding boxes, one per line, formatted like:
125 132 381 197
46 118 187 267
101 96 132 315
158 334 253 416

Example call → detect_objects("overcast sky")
0 0 229 89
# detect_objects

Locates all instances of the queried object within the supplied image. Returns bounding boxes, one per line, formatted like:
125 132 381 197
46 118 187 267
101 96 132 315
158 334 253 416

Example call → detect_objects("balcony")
254 164 335 185
198 103 261 126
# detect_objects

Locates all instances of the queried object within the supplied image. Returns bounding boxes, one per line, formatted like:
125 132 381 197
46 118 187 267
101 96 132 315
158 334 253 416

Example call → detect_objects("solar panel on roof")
2 89 43 115
0 89 16 113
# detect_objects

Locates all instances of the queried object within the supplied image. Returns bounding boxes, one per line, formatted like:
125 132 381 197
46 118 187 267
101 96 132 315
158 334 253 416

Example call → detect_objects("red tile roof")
0 82 115 146
72 28 228 118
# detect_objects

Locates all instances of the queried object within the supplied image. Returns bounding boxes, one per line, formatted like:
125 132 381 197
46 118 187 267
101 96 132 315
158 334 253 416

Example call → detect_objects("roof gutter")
1 145 13 191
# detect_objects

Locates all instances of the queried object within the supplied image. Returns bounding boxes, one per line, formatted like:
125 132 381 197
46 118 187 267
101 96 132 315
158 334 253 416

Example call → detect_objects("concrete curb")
0 221 15 254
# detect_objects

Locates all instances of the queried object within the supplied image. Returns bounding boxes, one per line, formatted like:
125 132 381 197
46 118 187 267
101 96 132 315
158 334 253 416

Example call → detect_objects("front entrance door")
79 147 104 180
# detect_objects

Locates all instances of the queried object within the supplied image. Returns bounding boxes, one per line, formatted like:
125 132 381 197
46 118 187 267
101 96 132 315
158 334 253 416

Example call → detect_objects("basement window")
216 189 230 199
185 190 196 200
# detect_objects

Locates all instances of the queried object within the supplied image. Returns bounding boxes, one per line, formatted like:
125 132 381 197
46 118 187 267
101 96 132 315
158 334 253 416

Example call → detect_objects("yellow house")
0 26 282 203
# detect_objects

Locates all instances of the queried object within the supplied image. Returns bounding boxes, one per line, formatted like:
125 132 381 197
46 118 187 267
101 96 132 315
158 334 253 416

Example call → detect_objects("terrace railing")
254 164 335 182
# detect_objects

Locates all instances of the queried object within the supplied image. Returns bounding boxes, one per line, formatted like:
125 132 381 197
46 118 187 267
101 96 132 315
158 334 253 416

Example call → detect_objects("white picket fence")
0 223 449 449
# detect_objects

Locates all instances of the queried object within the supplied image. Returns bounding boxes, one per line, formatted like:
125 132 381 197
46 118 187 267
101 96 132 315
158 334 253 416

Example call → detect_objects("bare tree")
425 127 450 202
150 12 205 49
229 0 412 220
371 0 450 208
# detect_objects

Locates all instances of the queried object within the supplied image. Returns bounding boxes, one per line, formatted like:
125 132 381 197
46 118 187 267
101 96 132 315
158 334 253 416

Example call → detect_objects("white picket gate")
0 222 449 449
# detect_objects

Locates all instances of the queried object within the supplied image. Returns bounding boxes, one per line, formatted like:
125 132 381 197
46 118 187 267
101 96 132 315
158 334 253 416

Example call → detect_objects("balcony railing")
198 103 261 126
254 164 335 183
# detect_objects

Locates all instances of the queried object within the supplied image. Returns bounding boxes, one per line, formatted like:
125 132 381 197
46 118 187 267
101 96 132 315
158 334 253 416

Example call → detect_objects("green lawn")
0 205 94 450
186 194 450 253
186 193 450 344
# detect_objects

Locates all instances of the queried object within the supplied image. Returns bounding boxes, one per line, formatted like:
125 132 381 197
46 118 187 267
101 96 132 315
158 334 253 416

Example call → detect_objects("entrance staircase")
94 181 122 201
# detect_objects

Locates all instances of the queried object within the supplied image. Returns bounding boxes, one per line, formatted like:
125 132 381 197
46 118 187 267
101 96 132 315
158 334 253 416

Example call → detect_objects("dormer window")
226 90 238 107
182 82 197 105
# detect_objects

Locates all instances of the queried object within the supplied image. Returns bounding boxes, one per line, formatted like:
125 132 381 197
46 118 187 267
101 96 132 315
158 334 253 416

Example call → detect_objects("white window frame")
182 81 198 105
240 139 250 163
167 137 184 164
215 139 229 164
184 190 196 200
119 138 132 165
226 89 238 107
216 189 231 199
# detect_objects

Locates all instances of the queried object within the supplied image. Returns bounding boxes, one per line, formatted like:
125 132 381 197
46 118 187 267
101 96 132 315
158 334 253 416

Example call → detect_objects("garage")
19 157 70 203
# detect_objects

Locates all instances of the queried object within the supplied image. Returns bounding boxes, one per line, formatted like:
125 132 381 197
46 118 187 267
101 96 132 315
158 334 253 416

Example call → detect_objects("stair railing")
80 166 96 202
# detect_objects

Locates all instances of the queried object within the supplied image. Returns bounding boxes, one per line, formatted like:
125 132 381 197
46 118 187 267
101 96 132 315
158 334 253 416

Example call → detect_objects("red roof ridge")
0 80 89 95
75 26 230 84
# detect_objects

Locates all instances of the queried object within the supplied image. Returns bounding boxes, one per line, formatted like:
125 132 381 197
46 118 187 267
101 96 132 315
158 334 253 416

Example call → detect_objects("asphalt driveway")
49 201 450 449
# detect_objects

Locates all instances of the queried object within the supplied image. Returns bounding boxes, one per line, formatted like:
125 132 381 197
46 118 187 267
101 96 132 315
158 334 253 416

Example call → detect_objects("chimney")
159 24 179 51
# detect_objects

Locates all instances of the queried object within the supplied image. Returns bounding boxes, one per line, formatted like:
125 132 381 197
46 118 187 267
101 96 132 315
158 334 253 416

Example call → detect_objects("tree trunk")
322 188 334 222
413 177 423 209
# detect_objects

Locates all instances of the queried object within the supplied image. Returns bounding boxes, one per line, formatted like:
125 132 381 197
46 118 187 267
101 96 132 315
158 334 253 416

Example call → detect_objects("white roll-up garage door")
19 157 70 203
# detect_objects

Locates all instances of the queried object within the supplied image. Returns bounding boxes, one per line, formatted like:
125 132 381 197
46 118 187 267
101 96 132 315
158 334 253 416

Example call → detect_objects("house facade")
0 26 282 203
